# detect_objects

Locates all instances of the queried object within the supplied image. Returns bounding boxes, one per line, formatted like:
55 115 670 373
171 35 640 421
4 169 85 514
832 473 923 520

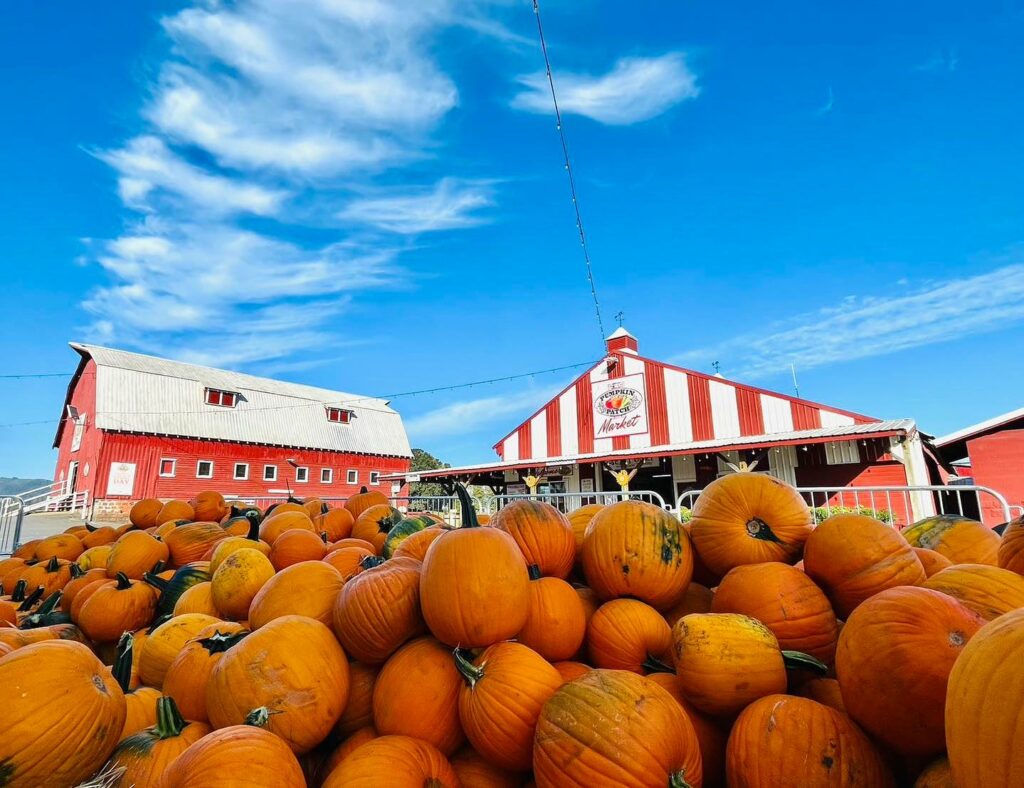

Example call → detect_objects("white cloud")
405 384 561 439
511 53 699 125
338 178 494 233
675 263 1024 379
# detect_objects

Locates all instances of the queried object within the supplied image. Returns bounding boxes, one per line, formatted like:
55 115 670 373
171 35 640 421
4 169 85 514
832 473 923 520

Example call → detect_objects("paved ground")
17 512 90 543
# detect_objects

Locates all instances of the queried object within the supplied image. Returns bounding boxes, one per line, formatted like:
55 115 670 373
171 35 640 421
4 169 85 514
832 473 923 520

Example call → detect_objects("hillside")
0 477 50 496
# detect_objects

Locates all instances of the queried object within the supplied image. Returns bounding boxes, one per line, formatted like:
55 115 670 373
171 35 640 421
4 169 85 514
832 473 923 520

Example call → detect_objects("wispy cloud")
816 85 835 116
405 384 562 439
674 262 1024 379
916 47 959 73
511 53 699 125
338 178 495 234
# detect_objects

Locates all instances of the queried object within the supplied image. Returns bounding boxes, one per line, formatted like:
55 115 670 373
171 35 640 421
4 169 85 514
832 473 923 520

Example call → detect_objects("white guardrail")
0 496 25 557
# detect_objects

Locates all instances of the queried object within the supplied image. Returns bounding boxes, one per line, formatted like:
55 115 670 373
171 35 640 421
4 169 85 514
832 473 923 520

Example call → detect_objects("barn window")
347 469 358 484
233 463 249 480
263 465 277 482
205 388 238 408
326 407 352 423
321 468 333 484
159 458 176 478
196 460 214 479
295 466 309 483
370 471 381 485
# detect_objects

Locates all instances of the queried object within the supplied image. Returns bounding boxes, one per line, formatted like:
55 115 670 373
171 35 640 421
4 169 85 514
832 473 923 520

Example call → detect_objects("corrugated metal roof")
934 407 1024 447
71 343 412 458
386 418 916 480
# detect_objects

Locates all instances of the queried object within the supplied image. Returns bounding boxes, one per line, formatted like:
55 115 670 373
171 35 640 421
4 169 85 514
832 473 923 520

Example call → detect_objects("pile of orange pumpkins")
0 474 1022 787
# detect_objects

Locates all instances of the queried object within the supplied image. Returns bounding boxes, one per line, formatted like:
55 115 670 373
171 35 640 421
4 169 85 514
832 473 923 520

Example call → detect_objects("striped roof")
55 343 412 458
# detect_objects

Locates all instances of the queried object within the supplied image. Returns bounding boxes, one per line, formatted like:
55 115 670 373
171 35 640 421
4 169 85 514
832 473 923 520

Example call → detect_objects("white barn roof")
58 343 412 458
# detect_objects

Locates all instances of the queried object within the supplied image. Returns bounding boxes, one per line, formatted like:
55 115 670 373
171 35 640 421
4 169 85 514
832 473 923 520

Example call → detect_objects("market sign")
592 373 649 440
106 462 136 496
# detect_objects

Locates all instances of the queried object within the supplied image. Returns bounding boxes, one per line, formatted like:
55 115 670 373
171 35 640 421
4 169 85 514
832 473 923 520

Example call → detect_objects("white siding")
559 388 579 456
529 413 547 461
709 379 741 439
716 450 741 476
664 368 693 444
671 454 697 482
503 433 519 462
820 410 855 428
824 440 861 465
761 394 795 433
768 445 799 485
622 356 651 448
590 364 613 454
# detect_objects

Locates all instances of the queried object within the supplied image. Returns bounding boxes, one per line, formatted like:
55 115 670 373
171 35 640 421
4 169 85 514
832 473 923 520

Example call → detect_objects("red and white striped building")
394 328 935 523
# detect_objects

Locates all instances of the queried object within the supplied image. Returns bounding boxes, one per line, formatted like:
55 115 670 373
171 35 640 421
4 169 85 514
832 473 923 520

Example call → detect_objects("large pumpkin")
587 598 674 674
249 560 344 628
207 615 350 753
105 696 211 787
450 747 521 788
945 607 1024 787
345 486 389 517
33 533 84 561
107 531 169 579
914 546 953 578
997 515 1024 573
836 586 984 756
210 547 275 620
647 672 727 788
0 641 127 787
923 563 1024 620
662 582 715 628
581 499 693 610
156 724 306 787
130 498 164 529
351 504 404 554
803 513 926 618
711 561 839 664
163 623 247 723
163 521 227 567
454 641 562 772
315 507 355 542
490 499 575 579
77 572 159 643
516 574 586 662
156 499 195 526
268 528 328 570
333 555 425 664
567 503 604 561
138 613 220 688
190 490 228 523
372 636 465 756
258 510 316 545
335 661 379 737
322 735 458 788
903 514 1000 565
173 581 220 616
533 669 702 788
419 485 530 648
726 694 894 787
392 525 445 561
689 472 813 576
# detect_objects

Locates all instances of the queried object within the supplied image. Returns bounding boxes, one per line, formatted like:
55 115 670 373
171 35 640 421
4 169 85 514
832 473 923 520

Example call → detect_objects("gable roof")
54 343 412 458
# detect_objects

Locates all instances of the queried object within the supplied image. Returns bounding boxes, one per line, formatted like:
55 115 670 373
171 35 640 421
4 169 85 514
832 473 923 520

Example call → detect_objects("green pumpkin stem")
198 629 248 654
154 696 188 739
320 531 329 544
115 572 133 591
246 517 260 542
69 563 84 579
245 706 276 728
745 518 782 543
781 650 829 676
84 521 98 533
150 560 165 574
142 572 169 592
17 586 45 611
453 648 484 689
669 770 694 788
9 579 28 603
45 556 60 572
528 564 542 581
359 486 369 494
113 632 135 693
641 655 675 675
359 555 385 571
454 484 479 529
33 590 62 617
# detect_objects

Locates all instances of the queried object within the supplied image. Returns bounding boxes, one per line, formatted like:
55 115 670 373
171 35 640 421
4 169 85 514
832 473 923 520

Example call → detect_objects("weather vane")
615 311 624 327
712 361 720 374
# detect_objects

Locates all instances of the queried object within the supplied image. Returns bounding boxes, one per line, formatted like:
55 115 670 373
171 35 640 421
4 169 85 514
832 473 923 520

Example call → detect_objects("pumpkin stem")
199 629 248 654
669 770 693 788
69 563 84 579
142 572 170 592
359 555 385 571
641 655 675 675
33 590 62 617
45 556 60 572
320 502 329 515
113 632 134 693
246 517 260 542
320 531 329 544
453 648 484 689
245 707 278 728
84 521 99 532
454 484 479 529
359 486 369 494
154 696 188 739
745 518 782 543
18 585 45 611
9 579 27 603
528 564 542 581
150 560 165 574
781 650 829 676
115 572 133 591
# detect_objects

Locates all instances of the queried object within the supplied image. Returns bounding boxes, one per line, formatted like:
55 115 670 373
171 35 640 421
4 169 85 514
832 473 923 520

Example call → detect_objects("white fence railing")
0 496 25 557
487 490 668 515
675 484 1013 527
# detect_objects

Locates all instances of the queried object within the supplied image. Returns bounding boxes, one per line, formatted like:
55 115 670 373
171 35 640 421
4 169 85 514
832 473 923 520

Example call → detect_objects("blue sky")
2 0 1024 478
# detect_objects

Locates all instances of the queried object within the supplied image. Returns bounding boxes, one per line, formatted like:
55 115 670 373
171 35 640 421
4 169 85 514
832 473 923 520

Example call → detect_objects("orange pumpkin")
796 677 847 713
269 528 328 570
587 598 674 674
392 525 445 561
156 724 306 787
726 694 894 787
164 623 247 723
315 507 355 542
258 510 316 545
491 499 576 579
156 499 195 526
208 533 271 574
325 725 377 773
323 545 375 579
566 503 604 561
190 490 229 523
836 586 984 756
662 582 715 628
351 504 404 554
711 561 839 664
345 486 389 521
914 757 956 788
163 521 227 567
130 498 164 528
689 472 813 576
173 581 220 616
903 514 1000 566
923 563 1024 620
372 636 465 756
138 613 220 688
803 513 926 618
81 525 120 549
647 672 728 788
0 622 88 651
77 572 159 643
450 747 521 788
211 547 275 620
33 533 84 561
19 556 73 597
534 669 702 788
553 660 592 684
335 661 379 737
105 696 211 787
945 607 1024 787
581 499 694 610
516 574 586 661
109 531 172 582
997 515 1024 574
419 486 530 648
0 641 127 787
77 544 115 571
249 560 343 628
333 556 425 664
914 546 953 577
207 615 349 753
322 735 458 788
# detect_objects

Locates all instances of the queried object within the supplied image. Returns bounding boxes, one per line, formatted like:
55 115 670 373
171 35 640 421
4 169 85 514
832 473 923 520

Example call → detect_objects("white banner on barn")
106 462 137 496
592 373 649 440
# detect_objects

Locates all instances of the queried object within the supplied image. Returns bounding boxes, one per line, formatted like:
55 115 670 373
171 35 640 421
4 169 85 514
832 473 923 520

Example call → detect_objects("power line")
530 0 606 349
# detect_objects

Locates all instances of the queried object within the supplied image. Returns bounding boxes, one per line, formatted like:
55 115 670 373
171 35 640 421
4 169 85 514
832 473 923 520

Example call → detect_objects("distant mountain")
0 477 50 496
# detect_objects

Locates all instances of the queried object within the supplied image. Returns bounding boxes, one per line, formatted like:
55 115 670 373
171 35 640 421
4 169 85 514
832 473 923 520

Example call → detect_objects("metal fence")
0 496 25 557
487 490 668 515
675 484 1014 527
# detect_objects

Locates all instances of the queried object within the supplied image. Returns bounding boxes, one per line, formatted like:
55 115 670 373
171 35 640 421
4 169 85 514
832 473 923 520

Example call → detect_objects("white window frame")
196 460 214 479
204 388 238 408
347 469 358 485
326 407 352 424
233 462 249 481
295 466 309 483
320 468 333 484
158 458 177 478
263 464 278 482
369 471 381 485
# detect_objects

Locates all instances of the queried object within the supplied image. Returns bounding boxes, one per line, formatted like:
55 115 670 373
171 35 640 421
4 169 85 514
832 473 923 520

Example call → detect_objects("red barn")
388 328 937 525
935 407 1024 525
53 343 412 520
